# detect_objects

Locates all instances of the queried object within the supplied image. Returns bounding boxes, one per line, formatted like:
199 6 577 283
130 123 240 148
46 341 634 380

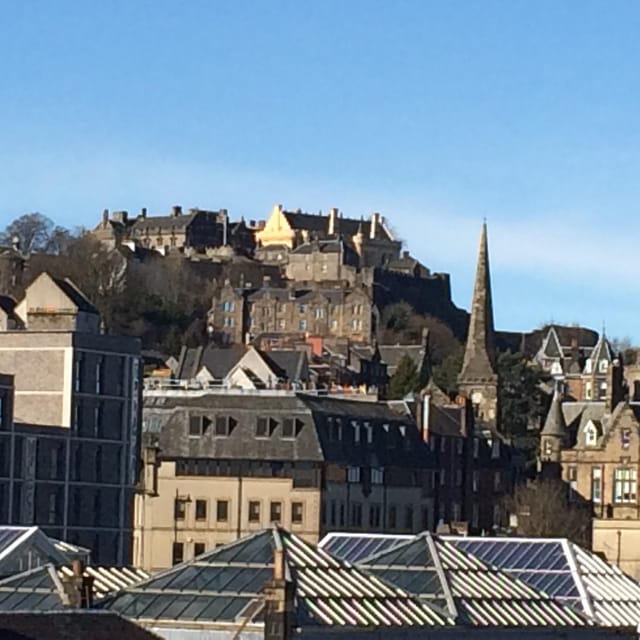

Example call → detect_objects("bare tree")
503 478 592 547
1 213 56 253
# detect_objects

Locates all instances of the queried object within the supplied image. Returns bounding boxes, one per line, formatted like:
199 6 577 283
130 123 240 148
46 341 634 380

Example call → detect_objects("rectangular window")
216 500 229 522
248 500 261 523
404 506 414 530
440 470 446 486
614 468 637 503
256 417 270 438
452 503 461 521
472 504 480 528
270 501 282 523
456 469 463 487
493 471 501 491
369 503 381 528
350 502 362 526
456 439 463 455
366 424 373 444
299 319 307 331
74 357 83 393
172 542 184 565
282 418 296 439
440 437 446 453
223 317 234 327
347 466 361 483
48 493 57 525
315 308 325 319
473 438 479 459
174 498 187 521
215 416 229 436
371 468 384 484
291 502 304 524
298 304 307 313
388 505 397 529
339 503 346 526
93 404 102 438
622 429 631 449
189 415 206 437
472 471 479 493
592 467 602 504
95 359 103 394
194 542 205 557
491 440 500 459
568 466 578 494
195 499 207 521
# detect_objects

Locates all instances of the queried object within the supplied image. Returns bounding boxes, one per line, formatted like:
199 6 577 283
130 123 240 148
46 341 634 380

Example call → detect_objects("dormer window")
585 423 598 447
550 362 563 376
585 359 593 374
621 429 631 449
599 360 609 374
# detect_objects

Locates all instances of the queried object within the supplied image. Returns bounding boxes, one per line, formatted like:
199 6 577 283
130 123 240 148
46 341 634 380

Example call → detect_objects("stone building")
284 238 361 283
0 273 142 564
135 391 433 572
457 223 499 430
208 279 377 346
535 325 612 401
538 356 640 577
0 243 26 295
93 205 254 255
255 204 402 267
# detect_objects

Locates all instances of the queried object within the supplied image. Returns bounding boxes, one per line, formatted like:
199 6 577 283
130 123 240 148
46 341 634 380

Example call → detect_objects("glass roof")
319 533 411 564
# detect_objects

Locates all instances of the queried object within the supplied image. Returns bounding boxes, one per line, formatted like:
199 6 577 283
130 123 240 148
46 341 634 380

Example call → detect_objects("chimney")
11 235 20 252
61 560 93 609
370 212 380 239
420 391 431 442
101 209 109 227
263 546 295 640
140 207 147 218
172 205 182 217
605 355 625 414
328 208 338 235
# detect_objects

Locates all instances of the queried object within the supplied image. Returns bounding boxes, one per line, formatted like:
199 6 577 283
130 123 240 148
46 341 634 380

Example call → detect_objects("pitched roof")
51 277 98 314
541 391 566 438
539 326 563 360
358 533 586 627
99 528 451 629
282 211 395 242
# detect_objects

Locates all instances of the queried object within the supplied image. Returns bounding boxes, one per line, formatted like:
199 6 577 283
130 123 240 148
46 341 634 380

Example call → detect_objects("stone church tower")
457 223 499 429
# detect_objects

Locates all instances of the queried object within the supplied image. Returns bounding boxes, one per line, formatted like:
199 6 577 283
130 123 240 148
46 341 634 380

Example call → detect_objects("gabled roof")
539 326 564 360
541 390 566 438
359 533 586 627
588 333 613 367
50 277 98 314
0 527 68 578
99 528 452 629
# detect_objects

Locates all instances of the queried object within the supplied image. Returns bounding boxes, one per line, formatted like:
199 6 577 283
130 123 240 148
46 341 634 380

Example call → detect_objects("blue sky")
1 1 639 340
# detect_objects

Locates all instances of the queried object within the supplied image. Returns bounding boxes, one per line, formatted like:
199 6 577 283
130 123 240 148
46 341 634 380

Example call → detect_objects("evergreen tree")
388 354 422 399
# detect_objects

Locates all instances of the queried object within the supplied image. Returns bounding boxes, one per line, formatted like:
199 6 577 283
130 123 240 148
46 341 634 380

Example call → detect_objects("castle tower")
539 388 566 479
457 223 499 429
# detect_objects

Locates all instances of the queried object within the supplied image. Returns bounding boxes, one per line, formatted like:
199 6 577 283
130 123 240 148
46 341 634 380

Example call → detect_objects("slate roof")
261 349 309 382
99 528 451 629
176 344 246 380
143 392 429 467
379 344 426 377
131 212 197 231
282 211 395 242
541 391 566 438
51 277 98 314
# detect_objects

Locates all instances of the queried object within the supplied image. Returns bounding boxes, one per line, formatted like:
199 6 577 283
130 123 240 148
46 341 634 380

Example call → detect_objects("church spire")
457 223 499 428
460 222 497 380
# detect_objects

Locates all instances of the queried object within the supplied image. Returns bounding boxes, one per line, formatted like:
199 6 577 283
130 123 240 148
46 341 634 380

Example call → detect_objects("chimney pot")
172 205 182 217
273 548 285 581
141 207 147 218
72 559 84 578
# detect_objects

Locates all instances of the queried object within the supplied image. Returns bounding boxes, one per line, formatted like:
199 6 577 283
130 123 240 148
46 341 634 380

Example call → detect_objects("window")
353 304 362 315
473 438 479 459
93 404 102 438
622 429 631 449
544 439 553 456
440 470 446 486
95 359 103 394
614 468 637 503
174 498 187 520
347 466 361 483
371 468 384 484
282 418 296 439
440 437 446 453
195 499 207 521
599 360 609 373
585 423 598 447
298 304 307 313
299 320 307 331
48 493 57 525
404 506 414 530
330 319 338 330
472 504 479 528
491 440 500 459
353 422 361 443
172 542 184 565
270 501 282 522
493 504 502 527
350 503 362 526
592 467 602 504
351 319 362 331
216 500 229 522
369 504 381 527
222 301 235 312
248 501 261 522
223 317 235 327
189 415 208 437
194 542 205 557
493 471 501 491
585 381 592 400
74 356 83 393
388 506 397 529
365 424 373 444
278 319 286 330
585 359 593 374
455 469 463 487
456 439 463 455
291 502 304 524
567 466 577 496
256 417 271 438
472 471 479 493
315 308 325 319
452 503 461 521
215 416 232 437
